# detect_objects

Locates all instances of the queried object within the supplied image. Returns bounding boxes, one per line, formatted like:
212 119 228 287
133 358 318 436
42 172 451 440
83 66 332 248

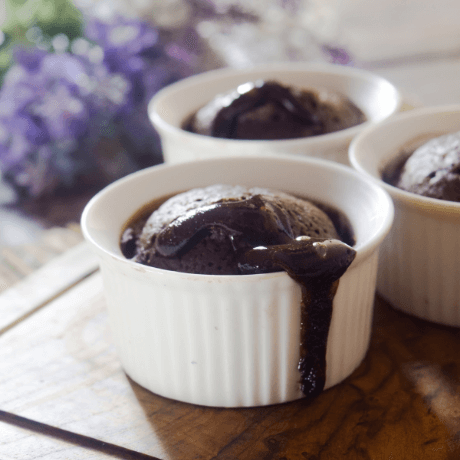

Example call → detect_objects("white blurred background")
66 0 460 106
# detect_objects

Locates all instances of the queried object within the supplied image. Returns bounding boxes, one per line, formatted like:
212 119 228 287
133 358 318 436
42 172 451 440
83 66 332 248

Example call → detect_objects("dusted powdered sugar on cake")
396 131 460 201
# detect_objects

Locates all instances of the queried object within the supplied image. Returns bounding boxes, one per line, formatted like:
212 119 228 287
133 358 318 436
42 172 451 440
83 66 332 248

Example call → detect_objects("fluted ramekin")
148 62 401 166
349 105 460 327
81 155 393 407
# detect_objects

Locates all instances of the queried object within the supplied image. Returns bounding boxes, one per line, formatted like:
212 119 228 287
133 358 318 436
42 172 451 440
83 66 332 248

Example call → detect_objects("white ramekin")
81 155 393 407
349 105 460 327
148 63 401 166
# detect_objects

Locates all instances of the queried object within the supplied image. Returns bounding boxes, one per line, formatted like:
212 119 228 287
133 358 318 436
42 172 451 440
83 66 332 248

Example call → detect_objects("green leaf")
2 0 84 41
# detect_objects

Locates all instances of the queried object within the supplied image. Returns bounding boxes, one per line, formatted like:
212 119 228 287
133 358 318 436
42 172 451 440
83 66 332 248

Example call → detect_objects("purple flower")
85 17 163 105
0 47 130 197
86 17 161 61
13 48 48 72
86 16 195 108
17 113 51 146
323 45 354 66
83 16 191 166
0 15 196 198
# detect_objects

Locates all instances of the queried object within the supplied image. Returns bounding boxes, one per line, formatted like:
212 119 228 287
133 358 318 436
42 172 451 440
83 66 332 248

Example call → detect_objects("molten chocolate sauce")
243 240 355 397
183 80 365 140
121 193 356 398
206 81 322 140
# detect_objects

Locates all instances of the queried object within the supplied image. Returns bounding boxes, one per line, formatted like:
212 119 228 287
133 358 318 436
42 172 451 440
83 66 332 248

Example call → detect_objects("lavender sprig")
0 48 130 197
0 15 193 198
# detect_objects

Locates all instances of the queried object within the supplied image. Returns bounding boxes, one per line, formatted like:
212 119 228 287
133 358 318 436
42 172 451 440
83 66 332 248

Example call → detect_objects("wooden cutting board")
1 234 460 459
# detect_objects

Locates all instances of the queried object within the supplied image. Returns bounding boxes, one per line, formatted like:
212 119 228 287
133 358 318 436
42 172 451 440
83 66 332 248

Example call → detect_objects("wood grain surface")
0 224 84 294
1 253 460 459
0 419 136 460
0 241 99 334
1 0 460 451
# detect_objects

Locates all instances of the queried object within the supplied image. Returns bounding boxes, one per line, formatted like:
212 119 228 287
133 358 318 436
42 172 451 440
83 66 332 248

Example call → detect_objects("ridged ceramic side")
377 201 460 325
349 105 460 326
97 251 378 407
81 155 393 407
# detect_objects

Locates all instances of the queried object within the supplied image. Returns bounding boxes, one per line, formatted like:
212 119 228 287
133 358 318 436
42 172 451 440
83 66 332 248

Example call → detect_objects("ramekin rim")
151 61 400 95
349 104 460 211
147 62 402 147
81 154 394 280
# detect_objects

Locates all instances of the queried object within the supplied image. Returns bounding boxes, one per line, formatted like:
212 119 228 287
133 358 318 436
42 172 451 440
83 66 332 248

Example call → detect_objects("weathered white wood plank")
0 420 128 460
0 272 277 460
0 224 86 294
0 268 459 459
0 241 99 334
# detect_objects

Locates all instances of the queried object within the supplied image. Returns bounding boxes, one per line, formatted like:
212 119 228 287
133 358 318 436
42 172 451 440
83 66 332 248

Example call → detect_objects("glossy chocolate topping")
183 80 366 140
242 237 356 397
121 185 356 398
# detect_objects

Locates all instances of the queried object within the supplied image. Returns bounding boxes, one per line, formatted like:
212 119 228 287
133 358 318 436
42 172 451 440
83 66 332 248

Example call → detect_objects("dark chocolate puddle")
243 239 355 397
209 81 323 139
153 195 356 397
